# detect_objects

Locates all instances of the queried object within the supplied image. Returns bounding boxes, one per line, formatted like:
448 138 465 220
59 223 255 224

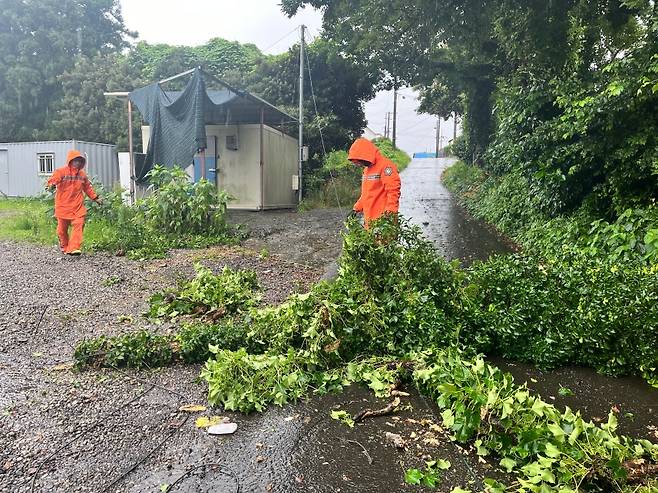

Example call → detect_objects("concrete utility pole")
453 112 458 142
298 25 305 203
392 85 398 147
435 118 441 158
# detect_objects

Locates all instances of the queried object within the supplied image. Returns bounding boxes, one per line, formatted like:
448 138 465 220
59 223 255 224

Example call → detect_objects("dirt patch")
228 208 345 271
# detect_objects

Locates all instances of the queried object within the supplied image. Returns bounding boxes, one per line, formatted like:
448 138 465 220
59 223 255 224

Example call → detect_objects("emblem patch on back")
384 167 393 176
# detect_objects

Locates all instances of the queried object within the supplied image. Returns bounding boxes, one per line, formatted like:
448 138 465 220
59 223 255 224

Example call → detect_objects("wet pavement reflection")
399 157 511 264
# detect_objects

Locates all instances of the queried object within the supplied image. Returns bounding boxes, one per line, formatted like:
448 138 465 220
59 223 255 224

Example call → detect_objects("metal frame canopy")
126 67 296 182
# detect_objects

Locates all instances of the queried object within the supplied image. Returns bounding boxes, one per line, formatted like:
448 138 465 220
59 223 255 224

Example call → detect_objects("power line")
261 26 301 53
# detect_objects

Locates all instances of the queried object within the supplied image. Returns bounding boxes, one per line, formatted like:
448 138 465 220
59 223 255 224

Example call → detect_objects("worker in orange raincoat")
348 138 401 225
46 150 102 255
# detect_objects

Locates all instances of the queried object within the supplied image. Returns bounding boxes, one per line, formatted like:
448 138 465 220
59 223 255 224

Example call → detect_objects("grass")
0 198 57 245
299 173 360 211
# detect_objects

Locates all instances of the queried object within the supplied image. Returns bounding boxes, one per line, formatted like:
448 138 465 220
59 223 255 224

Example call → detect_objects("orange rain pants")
57 217 85 252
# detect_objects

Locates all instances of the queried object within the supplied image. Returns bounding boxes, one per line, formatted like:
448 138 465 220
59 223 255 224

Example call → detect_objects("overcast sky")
119 0 452 156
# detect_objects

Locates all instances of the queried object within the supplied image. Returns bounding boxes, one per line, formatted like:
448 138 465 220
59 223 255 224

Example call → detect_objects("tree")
281 0 501 159
44 54 142 150
282 0 658 214
0 0 132 141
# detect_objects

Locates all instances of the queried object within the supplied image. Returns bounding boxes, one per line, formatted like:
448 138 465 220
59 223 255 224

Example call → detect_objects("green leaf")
547 422 566 440
404 468 424 485
558 385 574 397
544 442 562 458
483 478 506 493
499 457 516 472
531 399 547 416
441 409 455 427
330 410 355 428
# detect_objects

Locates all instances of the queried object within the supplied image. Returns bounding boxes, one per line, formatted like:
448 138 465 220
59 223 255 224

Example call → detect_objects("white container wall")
0 140 119 197
262 126 298 209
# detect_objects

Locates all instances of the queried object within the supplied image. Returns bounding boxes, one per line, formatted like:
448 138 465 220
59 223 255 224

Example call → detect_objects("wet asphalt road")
399 157 511 264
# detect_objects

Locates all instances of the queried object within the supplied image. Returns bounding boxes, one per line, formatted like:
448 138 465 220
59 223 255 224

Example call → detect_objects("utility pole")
435 118 441 158
298 25 305 203
392 85 398 147
384 112 388 138
453 112 458 142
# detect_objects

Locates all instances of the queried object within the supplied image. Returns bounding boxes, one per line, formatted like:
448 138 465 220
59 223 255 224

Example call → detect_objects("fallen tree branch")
353 397 401 423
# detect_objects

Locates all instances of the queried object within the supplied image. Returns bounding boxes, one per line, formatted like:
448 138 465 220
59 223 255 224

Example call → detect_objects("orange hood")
348 138 380 165
66 149 86 168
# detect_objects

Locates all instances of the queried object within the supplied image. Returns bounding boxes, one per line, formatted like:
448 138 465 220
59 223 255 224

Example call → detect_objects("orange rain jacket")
349 138 401 224
47 150 98 219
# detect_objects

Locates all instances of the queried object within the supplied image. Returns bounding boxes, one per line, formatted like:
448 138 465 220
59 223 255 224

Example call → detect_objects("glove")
94 196 104 205
347 210 359 220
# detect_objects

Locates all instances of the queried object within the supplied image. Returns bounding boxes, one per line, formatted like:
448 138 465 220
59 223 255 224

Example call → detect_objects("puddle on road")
123 384 499 493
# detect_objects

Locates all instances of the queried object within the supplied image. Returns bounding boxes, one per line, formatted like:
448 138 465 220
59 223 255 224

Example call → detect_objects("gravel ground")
0 211 332 493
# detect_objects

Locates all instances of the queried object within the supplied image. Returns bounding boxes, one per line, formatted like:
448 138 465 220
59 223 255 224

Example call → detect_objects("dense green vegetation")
443 161 658 384
302 137 411 209
74 218 658 491
0 167 240 258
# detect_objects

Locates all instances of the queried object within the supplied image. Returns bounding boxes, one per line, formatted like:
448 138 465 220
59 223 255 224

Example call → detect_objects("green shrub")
176 321 256 363
201 348 321 412
463 253 658 379
84 166 240 258
145 165 230 236
74 330 173 369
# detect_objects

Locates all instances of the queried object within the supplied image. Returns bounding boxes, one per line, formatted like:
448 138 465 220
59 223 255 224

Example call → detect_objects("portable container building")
126 68 299 210
141 124 298 210
0 140 120 197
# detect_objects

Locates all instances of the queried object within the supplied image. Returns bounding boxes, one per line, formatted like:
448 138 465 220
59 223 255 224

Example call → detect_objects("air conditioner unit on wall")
226 135 238 150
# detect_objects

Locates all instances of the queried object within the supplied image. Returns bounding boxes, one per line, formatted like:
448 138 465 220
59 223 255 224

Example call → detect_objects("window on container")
38 153 55 175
